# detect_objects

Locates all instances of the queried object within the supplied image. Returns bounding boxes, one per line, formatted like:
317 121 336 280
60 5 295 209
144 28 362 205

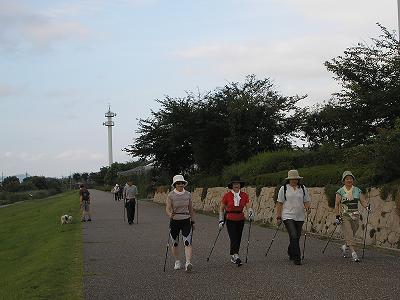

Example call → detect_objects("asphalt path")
83 190 400 300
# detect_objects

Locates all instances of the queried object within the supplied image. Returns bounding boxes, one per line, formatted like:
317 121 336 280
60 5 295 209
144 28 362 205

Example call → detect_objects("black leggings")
126 199 136 223
226 219 245 255
283 219 304 260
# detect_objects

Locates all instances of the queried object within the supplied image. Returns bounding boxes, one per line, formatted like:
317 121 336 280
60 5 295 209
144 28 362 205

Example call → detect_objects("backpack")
82 190 90 201
283 184 305 201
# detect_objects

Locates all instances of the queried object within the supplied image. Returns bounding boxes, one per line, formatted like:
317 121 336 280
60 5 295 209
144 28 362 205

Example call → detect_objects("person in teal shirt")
335 171 370 262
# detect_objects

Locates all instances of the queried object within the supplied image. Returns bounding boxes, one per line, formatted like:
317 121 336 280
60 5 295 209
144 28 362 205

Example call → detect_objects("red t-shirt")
221 191 249 221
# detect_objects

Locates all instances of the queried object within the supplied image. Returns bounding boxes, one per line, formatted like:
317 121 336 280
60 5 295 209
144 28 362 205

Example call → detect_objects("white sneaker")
174 260 182 270
341 244 348 258
230 254 242 266
185 261 193 272
351 251 360 262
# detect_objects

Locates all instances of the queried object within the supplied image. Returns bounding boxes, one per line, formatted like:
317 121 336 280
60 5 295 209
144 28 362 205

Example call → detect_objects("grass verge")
0 191 82 300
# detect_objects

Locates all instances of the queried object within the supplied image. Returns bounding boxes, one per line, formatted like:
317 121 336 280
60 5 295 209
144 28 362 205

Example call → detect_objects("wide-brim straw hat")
341 170 355 182
285 169 303 180
171 174 188 187
227 176 245 189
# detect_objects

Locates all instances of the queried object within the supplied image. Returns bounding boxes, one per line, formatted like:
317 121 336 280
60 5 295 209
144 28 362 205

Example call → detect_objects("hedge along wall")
153 186 400 250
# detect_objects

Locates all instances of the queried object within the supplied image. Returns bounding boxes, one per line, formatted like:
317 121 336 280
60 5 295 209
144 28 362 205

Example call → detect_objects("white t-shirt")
277 184 310 221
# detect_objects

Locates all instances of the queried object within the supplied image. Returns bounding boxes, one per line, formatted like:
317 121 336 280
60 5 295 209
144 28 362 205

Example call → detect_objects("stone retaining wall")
154 187 400 250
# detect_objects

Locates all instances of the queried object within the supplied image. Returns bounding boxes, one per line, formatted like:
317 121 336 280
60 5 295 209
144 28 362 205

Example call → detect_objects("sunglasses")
175 182 185 185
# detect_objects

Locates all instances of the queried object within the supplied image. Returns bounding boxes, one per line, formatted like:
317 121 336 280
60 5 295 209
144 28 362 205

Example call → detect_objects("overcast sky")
0 0 398 178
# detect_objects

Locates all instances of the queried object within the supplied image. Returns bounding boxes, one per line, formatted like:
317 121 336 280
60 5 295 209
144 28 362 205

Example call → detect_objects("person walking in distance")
79 184 92 222
275 170 310 265
124 179 138 225
335 171 371 262
165 175 195 272
218 176 254 266
111 184 120 202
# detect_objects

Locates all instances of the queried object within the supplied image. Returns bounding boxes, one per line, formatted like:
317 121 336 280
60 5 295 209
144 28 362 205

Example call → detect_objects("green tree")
304 25 400 147
125 75 305 174
2 176 20 192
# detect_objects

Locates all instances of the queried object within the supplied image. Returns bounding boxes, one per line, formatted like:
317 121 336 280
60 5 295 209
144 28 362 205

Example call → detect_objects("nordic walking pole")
362 203 371 259
163 227 171 272
207 228 222 262
245 220 252 263
322 224 338 254
265 223 282 257
302 211 310 260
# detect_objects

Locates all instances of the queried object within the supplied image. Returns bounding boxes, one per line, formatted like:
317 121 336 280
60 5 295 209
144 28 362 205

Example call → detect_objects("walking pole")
163 230 170 272
206 228 222 262
245 220 252 263
265 223 281 257
322 224 338 254
362 203 371 259
302 211 310 260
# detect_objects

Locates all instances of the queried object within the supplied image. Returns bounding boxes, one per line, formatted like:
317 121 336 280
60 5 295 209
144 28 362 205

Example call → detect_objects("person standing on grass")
335 171 370 262
79 184 92 222
165 175 195 272
275 170 310 265
218 176 254 266
124 179 138 225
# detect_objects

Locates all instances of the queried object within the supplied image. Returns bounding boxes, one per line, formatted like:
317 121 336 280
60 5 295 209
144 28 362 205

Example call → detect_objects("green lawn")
0 191 82 300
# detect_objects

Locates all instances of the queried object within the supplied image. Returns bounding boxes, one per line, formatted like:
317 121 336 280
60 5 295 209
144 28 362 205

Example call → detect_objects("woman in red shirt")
218 176 254 266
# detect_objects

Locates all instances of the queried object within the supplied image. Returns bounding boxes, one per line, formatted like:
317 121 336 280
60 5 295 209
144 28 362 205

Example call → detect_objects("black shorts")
170 218 191 240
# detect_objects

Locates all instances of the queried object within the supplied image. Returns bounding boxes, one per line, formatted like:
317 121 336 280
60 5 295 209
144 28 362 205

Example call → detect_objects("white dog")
60 215 73 224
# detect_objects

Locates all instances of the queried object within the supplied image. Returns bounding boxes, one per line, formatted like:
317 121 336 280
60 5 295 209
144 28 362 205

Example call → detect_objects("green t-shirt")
336 186 362 213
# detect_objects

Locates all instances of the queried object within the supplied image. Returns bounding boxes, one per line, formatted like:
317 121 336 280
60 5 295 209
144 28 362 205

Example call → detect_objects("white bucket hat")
341 170 355 182
285 169 303 180
171 174 188 187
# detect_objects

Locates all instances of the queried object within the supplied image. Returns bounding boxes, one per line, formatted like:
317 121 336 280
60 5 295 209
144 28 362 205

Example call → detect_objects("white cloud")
55 150 104 161
286 0 397 26
0 84 19 97
0 2 89 51
175 33 353 79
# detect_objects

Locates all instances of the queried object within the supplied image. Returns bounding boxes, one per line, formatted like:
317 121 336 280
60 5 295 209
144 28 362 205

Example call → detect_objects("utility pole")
398 0 400 41
103 104 116 167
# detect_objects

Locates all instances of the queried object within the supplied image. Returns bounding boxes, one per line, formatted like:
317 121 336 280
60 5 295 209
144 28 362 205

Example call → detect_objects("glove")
276 216 282 225
335 215 342 225
218 221 225 230
248 208 254 221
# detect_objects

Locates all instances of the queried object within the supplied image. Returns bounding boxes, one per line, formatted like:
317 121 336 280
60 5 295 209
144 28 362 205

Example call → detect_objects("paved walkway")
83 190 400 300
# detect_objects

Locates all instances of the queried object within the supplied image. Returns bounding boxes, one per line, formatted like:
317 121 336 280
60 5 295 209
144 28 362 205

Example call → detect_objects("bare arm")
219 201 226 221
245 200 252 209
189 200 195 221
165 197 173 219
304 201 310 211
335 194 341 216
360 192 368 209
276 202 283 218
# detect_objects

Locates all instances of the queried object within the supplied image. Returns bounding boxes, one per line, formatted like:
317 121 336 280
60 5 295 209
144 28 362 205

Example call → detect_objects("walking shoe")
341 244 348 258
231 254 242 266
81 219 86 222
174 260 182 270
87 219 91 222
294 259 302 265
351 251 360 262
185 261 193 273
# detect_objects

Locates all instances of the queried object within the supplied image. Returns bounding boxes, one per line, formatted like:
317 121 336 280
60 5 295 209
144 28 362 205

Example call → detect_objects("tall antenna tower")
103 104 116 166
